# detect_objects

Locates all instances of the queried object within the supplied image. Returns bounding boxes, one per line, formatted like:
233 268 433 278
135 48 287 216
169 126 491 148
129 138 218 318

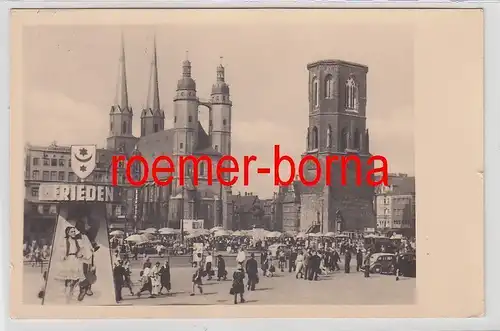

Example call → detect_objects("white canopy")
125 234 149 243
214 229 231 237
109 230 124 237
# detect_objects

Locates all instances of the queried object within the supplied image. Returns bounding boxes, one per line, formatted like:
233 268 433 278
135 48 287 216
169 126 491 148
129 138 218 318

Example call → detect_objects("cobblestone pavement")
23 259 415 305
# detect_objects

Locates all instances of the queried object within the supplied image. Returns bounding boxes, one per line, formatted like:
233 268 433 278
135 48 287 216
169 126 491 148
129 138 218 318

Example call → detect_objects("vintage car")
368 253 396 274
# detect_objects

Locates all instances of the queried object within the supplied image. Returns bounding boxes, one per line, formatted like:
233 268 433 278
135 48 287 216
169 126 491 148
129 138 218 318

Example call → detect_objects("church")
104 36 233 231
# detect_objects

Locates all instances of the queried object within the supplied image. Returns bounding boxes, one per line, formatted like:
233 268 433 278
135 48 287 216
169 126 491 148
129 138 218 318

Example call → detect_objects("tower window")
180 142 184 149
345 77 359 111
154 123 159 133
214 145 218 152
223 119 227 125
110 122 113 132
199 162 205 177
141 127 145 136
188 116 192 123
340 128 348 151
324 75 334 99
174 116 177 123
311 126 318 150
312 77 319 107
122 121 127 134
327 125 332 148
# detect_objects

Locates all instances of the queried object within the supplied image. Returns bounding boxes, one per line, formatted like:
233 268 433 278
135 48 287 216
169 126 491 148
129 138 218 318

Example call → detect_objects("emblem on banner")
71 145 97 180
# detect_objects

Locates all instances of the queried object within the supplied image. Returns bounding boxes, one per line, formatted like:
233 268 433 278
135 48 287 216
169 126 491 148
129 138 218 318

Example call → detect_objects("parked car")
368 253 396 274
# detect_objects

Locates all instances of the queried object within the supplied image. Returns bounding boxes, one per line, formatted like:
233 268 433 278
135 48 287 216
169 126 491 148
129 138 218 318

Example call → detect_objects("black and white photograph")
20 9 419 308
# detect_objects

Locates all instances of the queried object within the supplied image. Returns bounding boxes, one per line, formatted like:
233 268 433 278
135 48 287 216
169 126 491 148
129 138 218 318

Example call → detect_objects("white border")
2 1 499 330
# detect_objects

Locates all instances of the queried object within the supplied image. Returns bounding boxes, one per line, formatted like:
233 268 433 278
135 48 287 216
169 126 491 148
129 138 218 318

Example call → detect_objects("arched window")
354 128 360 149
340 128 348 151
312 77 319 107
199 162 205 177
345 77 359 111
154 123 159 133
311 126 319 150
122 121 127 134
324 75 334 99
327 125 332 148
110 122 113 132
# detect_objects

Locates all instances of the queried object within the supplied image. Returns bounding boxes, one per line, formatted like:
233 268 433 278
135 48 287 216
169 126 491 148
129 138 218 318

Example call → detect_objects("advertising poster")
42 203 115 305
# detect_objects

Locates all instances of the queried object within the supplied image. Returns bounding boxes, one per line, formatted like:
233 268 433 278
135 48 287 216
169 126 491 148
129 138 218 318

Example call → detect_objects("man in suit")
245 253 259 291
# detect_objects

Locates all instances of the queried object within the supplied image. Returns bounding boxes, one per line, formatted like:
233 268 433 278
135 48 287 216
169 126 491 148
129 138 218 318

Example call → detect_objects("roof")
307 59 368 71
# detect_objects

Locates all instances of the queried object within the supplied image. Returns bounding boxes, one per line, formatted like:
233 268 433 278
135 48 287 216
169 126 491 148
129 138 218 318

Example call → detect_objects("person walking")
245 253 259 291
231 264 246 304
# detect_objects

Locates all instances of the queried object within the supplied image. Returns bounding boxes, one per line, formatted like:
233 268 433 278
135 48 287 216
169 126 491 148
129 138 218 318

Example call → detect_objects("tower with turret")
140 37 165 137
173 56 199 165
107 36 139 154
210 60 232 158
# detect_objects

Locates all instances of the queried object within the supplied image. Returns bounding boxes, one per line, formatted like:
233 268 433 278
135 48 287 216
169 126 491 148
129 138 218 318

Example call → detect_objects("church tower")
173 54 199 168
210 59 232 158
140 36 165 137
300 60 375 233
106 35 138 153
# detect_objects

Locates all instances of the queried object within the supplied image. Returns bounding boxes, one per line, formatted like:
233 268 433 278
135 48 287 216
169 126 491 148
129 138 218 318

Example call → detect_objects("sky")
22 11 414 198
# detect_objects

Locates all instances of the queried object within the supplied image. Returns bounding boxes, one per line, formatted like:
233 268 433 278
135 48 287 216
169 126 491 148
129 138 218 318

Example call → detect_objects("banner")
42 203 115 305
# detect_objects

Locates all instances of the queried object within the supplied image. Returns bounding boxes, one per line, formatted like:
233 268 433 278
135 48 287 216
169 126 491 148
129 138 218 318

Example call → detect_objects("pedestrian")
231 263 246 304
289 249 298 273
260 250 268 277
190 265 204 296
395 251 401 281
159 260 171 295
364 251 371 278
344 248 352 274
136 267 154 298
217 255 227 281
245 253 259 291
205 252 213 280
295 250 304 279
112 259 127 302
122 257 134 296
356 249 363 272
303 250 310 280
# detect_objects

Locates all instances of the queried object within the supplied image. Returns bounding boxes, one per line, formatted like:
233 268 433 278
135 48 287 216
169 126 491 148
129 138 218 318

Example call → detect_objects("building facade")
297 59 375 233
375 174 416 236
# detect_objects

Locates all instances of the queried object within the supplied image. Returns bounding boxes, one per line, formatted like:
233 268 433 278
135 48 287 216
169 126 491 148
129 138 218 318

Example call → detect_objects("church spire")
115 33 129 111
146 35 160 111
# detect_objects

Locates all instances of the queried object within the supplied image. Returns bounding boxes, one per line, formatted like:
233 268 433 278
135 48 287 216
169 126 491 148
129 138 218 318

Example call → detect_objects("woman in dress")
231 264 246 304
205 252 213 280
216 255 227 281
56 226 85 302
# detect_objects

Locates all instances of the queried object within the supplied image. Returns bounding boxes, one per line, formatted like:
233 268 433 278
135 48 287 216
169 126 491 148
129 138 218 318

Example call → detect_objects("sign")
71 145 97 180
182 219 204 232
39 183 118 202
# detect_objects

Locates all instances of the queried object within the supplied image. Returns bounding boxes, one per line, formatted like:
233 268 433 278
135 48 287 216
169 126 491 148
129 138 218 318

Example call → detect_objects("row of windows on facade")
377 219 410 227
110 121 131 135
311 76 359 110
30 170 106 183
381 208 406 216
308 126 362 150
32 157 69 167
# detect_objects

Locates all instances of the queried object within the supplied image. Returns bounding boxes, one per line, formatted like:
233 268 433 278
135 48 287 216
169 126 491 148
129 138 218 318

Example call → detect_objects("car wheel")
372 266 381 273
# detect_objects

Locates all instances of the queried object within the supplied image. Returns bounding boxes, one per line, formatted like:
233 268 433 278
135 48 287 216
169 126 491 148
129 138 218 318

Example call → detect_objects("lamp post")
320 197 324 234
130 147 142 233
180 185 185 244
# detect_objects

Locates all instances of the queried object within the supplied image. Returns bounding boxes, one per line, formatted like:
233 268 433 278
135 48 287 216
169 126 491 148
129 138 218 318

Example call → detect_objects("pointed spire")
182 50 191 77
115 32 129 110
217 56 225 82
146 34 160 111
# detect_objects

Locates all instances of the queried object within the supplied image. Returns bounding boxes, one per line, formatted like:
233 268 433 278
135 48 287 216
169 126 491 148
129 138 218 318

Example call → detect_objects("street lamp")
130 146 142 233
